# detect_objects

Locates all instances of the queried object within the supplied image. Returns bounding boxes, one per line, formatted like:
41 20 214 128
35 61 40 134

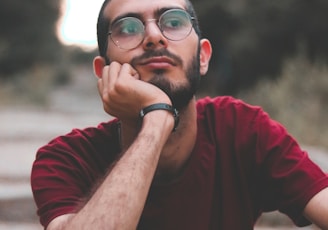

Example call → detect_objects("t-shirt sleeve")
31 123 119 228
201 96 328 227
31 133 90 228
251 106 328 226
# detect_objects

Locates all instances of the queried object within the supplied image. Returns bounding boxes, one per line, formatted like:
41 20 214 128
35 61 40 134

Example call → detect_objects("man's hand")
97 61 171 121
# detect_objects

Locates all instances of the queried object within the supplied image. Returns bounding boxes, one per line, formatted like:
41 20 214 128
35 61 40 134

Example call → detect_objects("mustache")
130 49 183 67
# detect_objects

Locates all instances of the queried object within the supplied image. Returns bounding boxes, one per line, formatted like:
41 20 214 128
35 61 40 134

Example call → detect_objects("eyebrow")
110 6 185 26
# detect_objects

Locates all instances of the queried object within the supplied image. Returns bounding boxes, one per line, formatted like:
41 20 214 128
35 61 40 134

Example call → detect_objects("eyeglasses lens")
159 10 192 41
109 9 193 50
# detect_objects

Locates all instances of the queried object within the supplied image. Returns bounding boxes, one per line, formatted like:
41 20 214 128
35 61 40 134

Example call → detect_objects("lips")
139 56 176 68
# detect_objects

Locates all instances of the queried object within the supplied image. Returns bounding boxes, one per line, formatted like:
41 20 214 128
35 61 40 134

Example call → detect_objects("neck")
119 99 198 183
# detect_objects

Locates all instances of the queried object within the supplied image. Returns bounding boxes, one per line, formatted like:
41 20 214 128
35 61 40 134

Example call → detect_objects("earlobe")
199 39 212 76
93 56 106 78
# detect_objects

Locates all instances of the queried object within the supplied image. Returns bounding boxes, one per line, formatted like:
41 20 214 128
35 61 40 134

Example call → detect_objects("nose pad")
142 20 168 49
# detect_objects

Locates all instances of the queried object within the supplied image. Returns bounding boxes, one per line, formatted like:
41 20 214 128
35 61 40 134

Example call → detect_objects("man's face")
103 0 202 110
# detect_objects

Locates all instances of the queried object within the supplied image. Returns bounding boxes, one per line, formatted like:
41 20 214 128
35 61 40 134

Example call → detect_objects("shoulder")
196 96 266 123
37 119 119 155
197 96 262 112
195 96 290 148
32 119 121 179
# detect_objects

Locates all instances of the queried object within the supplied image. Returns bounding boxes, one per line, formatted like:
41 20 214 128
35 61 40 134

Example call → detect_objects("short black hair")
96 0 202 58
96 0 111 58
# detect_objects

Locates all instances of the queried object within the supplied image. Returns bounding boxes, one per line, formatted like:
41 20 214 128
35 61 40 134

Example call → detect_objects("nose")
142 20 168 50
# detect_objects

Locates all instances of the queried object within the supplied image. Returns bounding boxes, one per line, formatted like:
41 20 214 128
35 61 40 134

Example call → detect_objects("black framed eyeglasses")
108 9 195 50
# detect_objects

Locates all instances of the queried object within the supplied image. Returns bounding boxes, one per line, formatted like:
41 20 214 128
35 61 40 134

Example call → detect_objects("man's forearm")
57 111 174 230
304 187 328 229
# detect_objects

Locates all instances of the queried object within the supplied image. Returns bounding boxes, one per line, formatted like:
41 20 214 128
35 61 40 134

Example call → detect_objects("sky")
57 0 104 50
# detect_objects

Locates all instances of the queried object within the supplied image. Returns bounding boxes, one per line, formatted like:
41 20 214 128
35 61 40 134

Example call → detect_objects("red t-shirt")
31 96 328 229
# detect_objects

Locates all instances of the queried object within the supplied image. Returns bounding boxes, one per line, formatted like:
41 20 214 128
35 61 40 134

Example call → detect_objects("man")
31 0 328 229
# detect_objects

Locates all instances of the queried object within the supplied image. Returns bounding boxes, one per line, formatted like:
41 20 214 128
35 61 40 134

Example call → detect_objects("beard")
131 46 201 111
131 44 200 111
148 55 200 111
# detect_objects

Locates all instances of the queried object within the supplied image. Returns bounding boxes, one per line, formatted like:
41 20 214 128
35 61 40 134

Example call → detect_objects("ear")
93 56 106 78
199 39 212 76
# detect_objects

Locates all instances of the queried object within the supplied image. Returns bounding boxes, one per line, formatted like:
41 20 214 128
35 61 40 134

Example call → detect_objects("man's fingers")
119 63 140 80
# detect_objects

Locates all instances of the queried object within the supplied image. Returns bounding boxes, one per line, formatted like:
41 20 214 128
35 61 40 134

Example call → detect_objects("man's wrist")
140 103 179 132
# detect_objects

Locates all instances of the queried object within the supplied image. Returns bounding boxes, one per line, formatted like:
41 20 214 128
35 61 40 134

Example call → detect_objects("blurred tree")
2 0 328 95
192 0 328 95
0 0 62 78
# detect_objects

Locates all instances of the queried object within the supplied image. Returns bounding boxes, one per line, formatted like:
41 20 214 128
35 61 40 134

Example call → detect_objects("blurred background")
0 0 327 229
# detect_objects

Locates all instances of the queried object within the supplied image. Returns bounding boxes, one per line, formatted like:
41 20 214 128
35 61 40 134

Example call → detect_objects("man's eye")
121 23 139 34
114 19 142 36
163 18 183 29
